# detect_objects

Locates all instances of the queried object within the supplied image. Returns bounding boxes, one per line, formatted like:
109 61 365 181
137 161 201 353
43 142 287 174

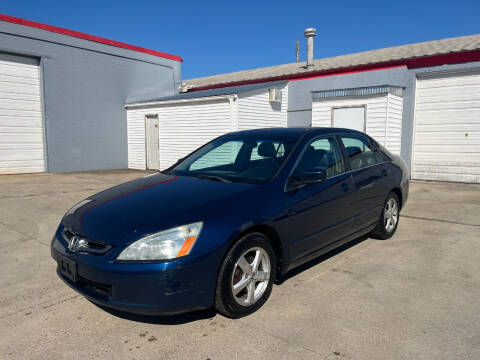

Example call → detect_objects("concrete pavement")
0 171 479 360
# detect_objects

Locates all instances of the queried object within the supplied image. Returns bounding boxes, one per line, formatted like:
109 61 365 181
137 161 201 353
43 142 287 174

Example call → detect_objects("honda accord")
51 128 409 318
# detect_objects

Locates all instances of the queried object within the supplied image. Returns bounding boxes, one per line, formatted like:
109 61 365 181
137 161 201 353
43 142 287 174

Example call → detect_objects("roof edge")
125 94 236 109
0 13 183 62
187 49 480 92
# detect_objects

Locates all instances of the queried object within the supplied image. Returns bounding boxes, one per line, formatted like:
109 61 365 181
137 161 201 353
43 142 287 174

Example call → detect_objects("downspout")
385 93 390 149
229 95 239 131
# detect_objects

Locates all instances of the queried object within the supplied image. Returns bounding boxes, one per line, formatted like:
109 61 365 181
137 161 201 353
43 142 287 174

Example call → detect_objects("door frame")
144 114 159 170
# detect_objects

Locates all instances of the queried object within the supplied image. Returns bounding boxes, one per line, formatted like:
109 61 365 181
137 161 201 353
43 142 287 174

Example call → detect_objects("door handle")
382 169 391 177
339 182 350 192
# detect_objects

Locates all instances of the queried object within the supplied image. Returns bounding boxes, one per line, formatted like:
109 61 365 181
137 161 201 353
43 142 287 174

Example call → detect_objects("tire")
369 192 400 240
215 232 276 318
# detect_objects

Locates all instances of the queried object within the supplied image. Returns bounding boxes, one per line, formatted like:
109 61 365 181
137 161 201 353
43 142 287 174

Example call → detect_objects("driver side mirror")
287 169 327 191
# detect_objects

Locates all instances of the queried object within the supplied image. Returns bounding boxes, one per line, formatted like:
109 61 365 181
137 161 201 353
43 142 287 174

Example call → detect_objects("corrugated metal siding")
312 85 403 99
158 99 233 168
386 94 403 155
312 95 391 148
412 71 480 183
127 98 233 170
0 53 45 174
237 84 288 129
127 108 147 170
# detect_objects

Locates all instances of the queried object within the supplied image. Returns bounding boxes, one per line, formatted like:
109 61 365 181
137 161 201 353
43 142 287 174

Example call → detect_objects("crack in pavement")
402 214 480 227
0 219 34 239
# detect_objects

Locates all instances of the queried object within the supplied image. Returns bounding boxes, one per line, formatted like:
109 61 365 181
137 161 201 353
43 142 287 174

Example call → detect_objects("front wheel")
369 192 400 240
215 233 276 318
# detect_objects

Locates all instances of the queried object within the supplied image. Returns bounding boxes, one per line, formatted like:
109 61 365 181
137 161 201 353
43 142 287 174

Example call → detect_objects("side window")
340 136 380 170
190 141 243 170
296 137 345 178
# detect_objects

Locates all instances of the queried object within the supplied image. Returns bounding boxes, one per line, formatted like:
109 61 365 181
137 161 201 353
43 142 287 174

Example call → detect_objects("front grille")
62 229 111 255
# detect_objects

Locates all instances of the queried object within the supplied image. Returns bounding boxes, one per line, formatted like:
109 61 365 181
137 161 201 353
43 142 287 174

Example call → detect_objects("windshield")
166 133 300 184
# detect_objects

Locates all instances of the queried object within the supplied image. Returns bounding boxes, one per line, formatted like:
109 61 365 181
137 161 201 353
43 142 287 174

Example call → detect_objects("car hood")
62 173 255 246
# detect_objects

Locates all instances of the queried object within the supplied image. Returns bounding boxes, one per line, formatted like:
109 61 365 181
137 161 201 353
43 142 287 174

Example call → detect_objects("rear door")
338 134 388 232
280 136 354 264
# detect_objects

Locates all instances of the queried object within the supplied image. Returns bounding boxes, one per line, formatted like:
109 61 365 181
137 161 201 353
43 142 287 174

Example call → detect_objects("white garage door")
413 71 480 183
0 53 45 174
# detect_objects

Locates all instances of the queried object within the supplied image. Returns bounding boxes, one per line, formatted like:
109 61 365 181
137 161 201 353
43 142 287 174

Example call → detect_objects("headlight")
117 222 203 261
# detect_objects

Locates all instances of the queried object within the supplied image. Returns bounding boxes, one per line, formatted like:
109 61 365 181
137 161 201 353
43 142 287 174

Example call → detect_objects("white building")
127 33 480 183
126 82 288 170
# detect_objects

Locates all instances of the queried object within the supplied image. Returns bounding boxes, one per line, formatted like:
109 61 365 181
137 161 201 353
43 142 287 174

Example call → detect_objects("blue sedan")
51 128 409 318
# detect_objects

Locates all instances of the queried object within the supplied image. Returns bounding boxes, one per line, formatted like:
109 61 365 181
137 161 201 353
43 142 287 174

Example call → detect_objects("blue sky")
2 0 479 79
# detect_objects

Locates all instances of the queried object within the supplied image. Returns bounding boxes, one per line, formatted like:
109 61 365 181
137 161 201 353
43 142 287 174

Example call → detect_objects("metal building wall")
0 20 180 172
286 63 480 172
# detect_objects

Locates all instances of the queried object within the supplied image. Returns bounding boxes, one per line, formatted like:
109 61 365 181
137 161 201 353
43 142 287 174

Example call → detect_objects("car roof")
226 127 367 139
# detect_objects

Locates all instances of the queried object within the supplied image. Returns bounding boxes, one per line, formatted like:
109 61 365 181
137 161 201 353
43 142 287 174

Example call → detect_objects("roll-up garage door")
412 71 480 183
0 53 45 174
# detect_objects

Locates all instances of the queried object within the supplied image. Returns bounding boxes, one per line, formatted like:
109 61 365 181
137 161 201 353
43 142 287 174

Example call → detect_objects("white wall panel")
127 98 233 170
0 53 45 174
412 71 480 183
237 84 288 129
158 99 233 169
386 94 403 155
312 94 403 155
126 107 148 170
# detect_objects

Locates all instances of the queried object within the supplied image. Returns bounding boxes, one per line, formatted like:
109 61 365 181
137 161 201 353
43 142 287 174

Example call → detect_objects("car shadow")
91 302 216 325
275 234 369 285
92 235 369 324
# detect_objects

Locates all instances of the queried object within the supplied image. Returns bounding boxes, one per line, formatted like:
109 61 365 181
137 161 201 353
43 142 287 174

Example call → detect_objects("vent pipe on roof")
304 28 316 66
296 40 300 63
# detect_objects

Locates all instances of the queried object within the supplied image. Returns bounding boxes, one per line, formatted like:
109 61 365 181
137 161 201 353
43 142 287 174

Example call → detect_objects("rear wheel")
215 233 276 318
369 192 400 239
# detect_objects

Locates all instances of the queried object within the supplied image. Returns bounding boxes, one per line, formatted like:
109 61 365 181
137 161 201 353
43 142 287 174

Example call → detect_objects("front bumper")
51 229 220 315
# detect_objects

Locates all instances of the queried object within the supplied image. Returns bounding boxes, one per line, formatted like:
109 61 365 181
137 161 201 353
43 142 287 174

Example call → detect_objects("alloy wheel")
384 198 399 233
231 247 271 306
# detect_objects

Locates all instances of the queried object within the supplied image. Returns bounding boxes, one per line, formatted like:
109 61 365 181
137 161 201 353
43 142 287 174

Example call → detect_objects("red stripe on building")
188 50 480 92
0 13 183 62
289 65 407 81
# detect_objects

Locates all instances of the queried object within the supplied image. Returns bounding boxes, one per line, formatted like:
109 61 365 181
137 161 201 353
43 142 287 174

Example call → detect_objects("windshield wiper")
196 174 231 183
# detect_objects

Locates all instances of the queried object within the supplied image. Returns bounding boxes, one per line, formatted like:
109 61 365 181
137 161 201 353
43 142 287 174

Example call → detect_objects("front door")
145 115 159 170
279 136 354 264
